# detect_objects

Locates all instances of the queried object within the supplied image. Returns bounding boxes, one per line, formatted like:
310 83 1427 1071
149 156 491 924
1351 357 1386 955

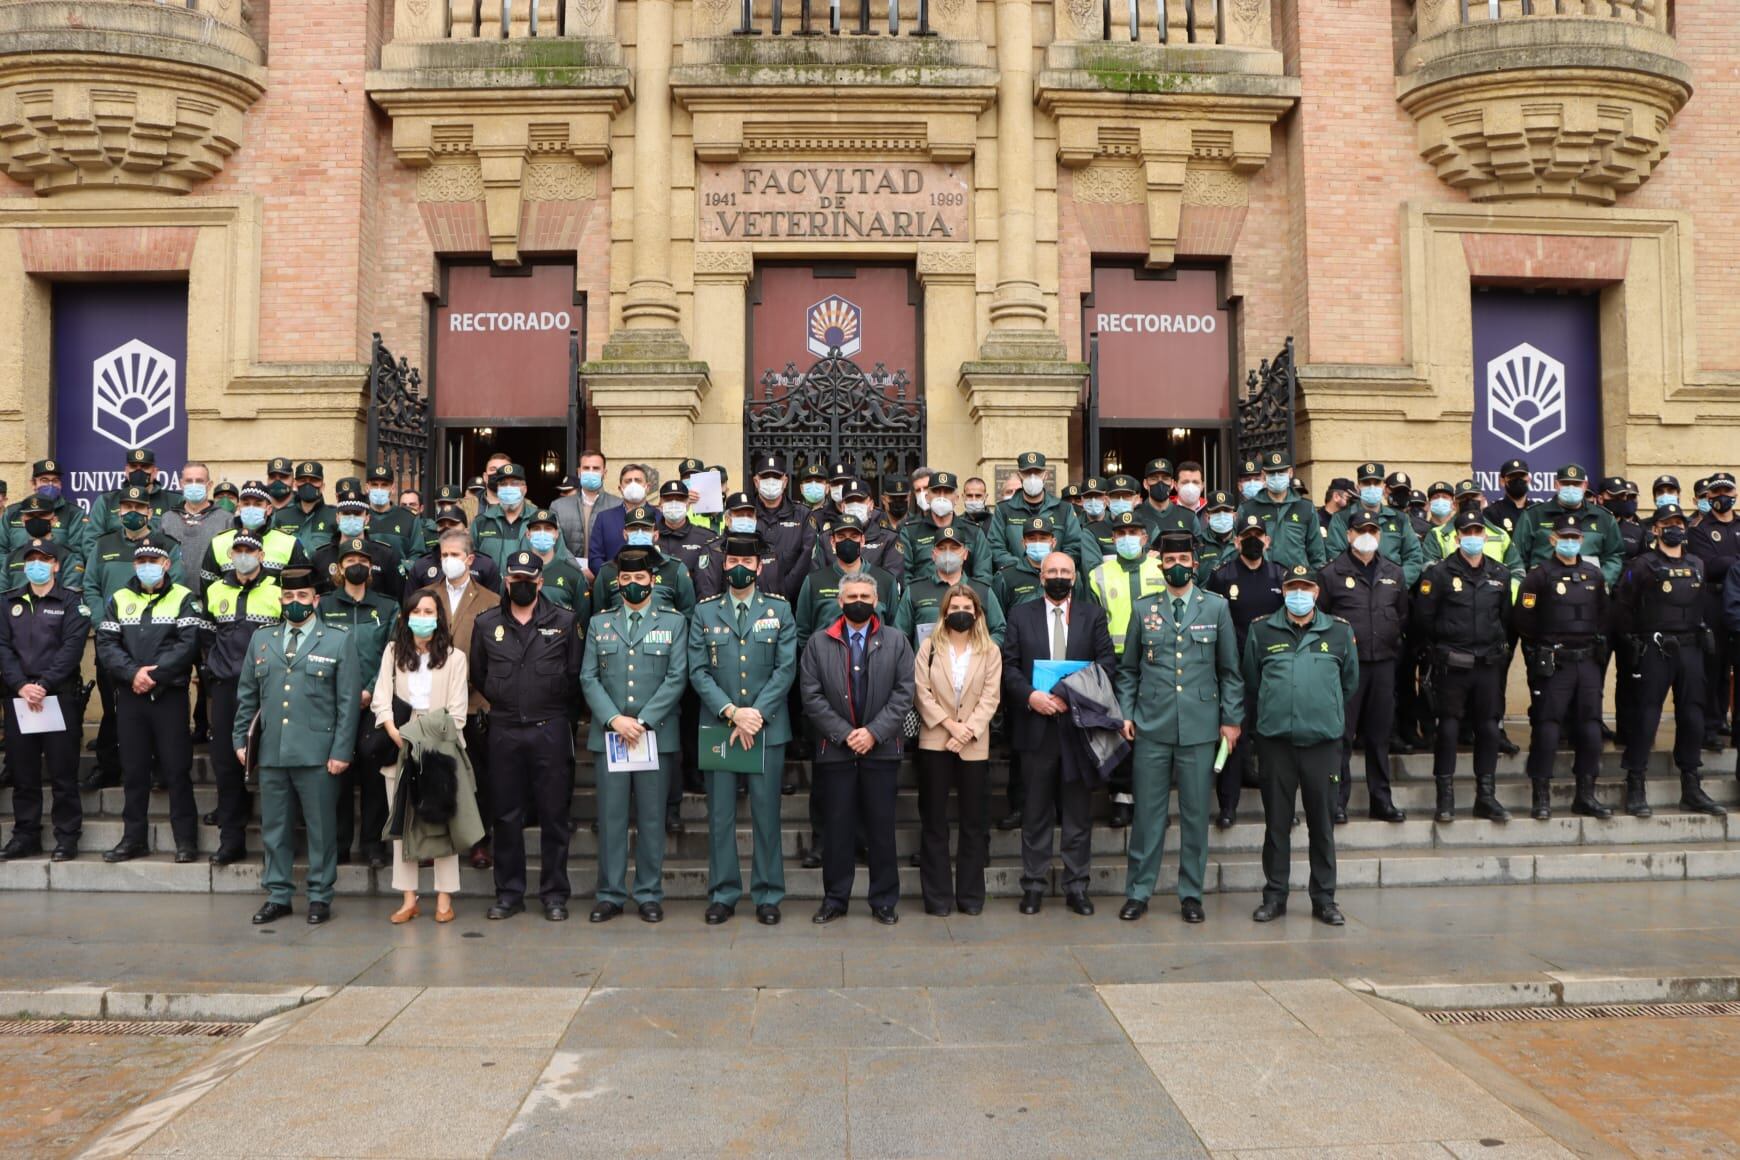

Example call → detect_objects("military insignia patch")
1345 576 1355 589
494 624 505 641
1521 592 1538 608
1420 581 1432 595
9 605 19 617
1452 577 1463 592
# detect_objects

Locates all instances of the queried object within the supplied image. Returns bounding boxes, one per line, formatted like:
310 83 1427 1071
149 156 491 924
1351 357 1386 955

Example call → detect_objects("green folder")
698 721 766 775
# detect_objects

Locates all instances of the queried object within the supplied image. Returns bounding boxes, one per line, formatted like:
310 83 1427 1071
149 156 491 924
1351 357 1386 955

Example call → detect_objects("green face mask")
620 581 653 605
282 600 315 623
119 511 148 532
1163 563 1193 588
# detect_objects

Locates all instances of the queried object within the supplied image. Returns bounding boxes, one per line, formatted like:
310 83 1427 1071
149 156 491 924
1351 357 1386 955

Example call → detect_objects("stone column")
917 246 981 472
689 245 755 469
615 0 685 353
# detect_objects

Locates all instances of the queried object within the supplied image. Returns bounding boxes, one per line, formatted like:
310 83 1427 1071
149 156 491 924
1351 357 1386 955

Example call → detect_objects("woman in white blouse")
912 584 1002 917
373 590 470 923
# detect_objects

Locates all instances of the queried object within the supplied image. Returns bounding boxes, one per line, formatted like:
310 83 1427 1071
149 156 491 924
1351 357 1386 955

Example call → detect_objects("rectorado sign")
697 163 971 242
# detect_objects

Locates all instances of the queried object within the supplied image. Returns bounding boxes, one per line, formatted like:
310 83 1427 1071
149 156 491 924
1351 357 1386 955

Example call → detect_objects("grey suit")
551 490 621 565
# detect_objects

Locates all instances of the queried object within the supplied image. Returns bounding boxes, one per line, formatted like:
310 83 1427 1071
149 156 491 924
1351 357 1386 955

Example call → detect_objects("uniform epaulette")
1331 614 1350 625
698 593 724 605
764 592 788 602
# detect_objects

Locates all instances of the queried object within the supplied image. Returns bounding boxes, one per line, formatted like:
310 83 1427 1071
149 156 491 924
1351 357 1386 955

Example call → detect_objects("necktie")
1173 597 1185 629
629 611 642 637
1051 606 1066 660
736 602 748 635
850 631 867 716
287 627 302 661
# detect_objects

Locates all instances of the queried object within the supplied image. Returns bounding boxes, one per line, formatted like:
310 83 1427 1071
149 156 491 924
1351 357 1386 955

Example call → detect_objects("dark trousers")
207 678 252 852
673 688 702 810
334 714 387 858
116 683 196 848
490 718 576 906
1526 654 1602 784
1626 641 1706 776
192 668 210 736
1105 749 1134 804
1393 638 1428 743
1341 658 1397 811
465 714 491 842
1432 661 1502 783
5 693 81 847
1704 629 1734 742
1004 745 1025 816
916 749 989 911
94 663 121 775
1217 698 1259 814
1603 633 1638 746
1256 736 1338 907
1019 728 1092 896
815 756 899 910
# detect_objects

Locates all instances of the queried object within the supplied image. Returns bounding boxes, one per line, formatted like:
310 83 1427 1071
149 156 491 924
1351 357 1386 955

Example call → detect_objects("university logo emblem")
806 294 862 358
1486 342 1566 455
92 338 177 452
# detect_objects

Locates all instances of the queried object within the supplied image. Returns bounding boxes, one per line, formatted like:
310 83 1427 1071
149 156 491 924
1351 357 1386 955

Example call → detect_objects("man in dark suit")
1002 550 1116 916
585 462 650 572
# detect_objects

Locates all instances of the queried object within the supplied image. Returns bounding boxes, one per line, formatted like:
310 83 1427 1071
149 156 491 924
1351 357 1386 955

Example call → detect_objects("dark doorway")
1094 425 1226 487
440 424 568 507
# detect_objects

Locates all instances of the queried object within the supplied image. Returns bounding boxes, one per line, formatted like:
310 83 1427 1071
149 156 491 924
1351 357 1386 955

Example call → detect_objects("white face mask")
440 556 468 581
930 496 954 520
964 498 985 514
843 502 869 521
757 477 785 502
1021 473 1045 498
621 481 647 504
830 485 844 504
1177 482 1202 506
1352 533 1380 555
913 489 929 512
661 501 688 523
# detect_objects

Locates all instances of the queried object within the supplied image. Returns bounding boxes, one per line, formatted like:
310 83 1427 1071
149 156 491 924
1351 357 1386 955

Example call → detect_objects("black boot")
1571 775 1612 820
1433 778 1454 824
1472 773 1509 823
1530 780 1551 821
1624 773 1652 818
1680 771 1727 817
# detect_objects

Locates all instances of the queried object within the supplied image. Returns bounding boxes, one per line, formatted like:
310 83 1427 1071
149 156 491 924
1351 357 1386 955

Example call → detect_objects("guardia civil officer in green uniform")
1507 463 1625 590
3 495 87 593
471 462 536 572
199 532 282 865
317 538 400 869
88 447 180 538
894 525 1006 647
522 507 589 613
237 566 362 926
1076 477 1112 559
580 547 690 924
897 471 994 586
995 452 1092 574
1089 511 1166 829
1 459 93 561
1115 532 1243 923
361 465 422 561
1325 462 1426 587
277 461 338 558
1242 565 1359 927
1194 491 1241 582
687 534 797 925
794 514 898 648
1235 450 1326 572
993 514 1084 612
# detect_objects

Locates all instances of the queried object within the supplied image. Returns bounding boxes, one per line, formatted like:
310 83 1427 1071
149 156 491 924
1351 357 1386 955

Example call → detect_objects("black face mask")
1147 482 1171 504
1504 477 1531 500
944 610 976 633
342 562 371 586
619 581 652 606
126 469 151 488
1606 499 1638 518
1659 525 1688 548
725 564 757 590
23 517 51 539
885 499 908 519
841 599 874 625
1042 577 1074 601
508 580 539 606
296 483 321 504
266 480 291 501
834 539 862 565
1388 489 1410 510
1238 537 1265 561
1712 495 1736 514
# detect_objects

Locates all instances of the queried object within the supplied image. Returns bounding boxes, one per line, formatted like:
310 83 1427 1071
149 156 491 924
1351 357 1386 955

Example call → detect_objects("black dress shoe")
871 906 898 925
1251 899 1287 923
1368 804 1407 823
1331 808 1349 825
51 845 76 862
908 851 920 868
174 846 198 864
209 845 246 866
756 904 781 925
664 814 684 836
1313 902 1346 927
306 901 331 925
1118 898 1148 921
800 849 822 869
544 903 569 922
252 901 293 925
923 902 952 917
103 840 147 863
1108 801 1133 829
1180 898 1205 924
0 840 41 861
81 769 120 791
1497 733 1520 757
812 903 846 925
957 902 982 916
781 782 797 796
201 810 217 826
589 901 622 923
705 902 734 925
486 899 525 920
638 901 664 923
365 845 390 871
1018 890 1043 915
994 811 1022 831
1065 893 1095 917
1214 810 1236 830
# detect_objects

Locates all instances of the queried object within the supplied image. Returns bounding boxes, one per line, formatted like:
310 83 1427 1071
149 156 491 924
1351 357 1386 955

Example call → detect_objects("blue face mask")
1114 536 1144 561
1429 498 1452 519
528 530 557 553
1359 485 1384 507
1266 472 1291 494
1025 540 1052 564
801 482 826 504
231 552 261 575
1554 538 1582 560
22 560 52 586
368 488 391 507
1655 493 1679 509
626 529 654 547
579 471 603 492
1459 535 1486 558
729 515 757 535
1200 512 1230 536
1698 498 1712 515
1283 590 1316 617
35 484 60 502
1557 485 1584 507
496 486 524 508
338 515 365 538
135 564 165 589
1240 480 1263 501
1108 498 1134 517
238 506 267 530
182 483 207 504
1082 498 1106 519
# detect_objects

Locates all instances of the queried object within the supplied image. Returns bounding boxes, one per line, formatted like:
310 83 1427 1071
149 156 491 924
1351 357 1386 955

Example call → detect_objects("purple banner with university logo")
1471 290 1602 500
51 283 189 514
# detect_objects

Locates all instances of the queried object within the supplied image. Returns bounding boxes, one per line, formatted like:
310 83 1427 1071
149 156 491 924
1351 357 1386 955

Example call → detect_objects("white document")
12 696 66 735
691 470 724 515
915 621 937 648
605 728 661 772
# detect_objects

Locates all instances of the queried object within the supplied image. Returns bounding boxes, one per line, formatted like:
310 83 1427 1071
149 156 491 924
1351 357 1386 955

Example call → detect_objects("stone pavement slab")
276 985 423 1046
348 945 604 989
1099 980 1307 1042
751 986 937 1047
559 986 758 1049
595 944 844 989
927 983 1129 1047
841 942 1090 986
371 987 587 1050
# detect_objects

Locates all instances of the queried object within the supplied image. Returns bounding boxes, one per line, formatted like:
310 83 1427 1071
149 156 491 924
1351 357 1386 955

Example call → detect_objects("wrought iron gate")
365 332 432 497
1235 335 1297 470
744 348 925 492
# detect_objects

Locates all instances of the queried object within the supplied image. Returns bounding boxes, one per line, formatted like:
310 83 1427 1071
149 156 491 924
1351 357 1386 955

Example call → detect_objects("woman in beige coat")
912 584 1002 917
374 589 470 923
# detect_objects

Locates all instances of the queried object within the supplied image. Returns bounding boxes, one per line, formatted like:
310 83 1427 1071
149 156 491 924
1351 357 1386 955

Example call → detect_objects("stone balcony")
1397 0 1692 203
0 0 265 194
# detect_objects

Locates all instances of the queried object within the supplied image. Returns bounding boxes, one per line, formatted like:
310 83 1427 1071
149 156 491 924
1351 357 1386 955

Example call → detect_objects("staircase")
3 737 1736 899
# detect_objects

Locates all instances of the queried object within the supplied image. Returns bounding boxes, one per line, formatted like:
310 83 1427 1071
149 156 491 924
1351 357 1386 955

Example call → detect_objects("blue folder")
1032 659 1089 694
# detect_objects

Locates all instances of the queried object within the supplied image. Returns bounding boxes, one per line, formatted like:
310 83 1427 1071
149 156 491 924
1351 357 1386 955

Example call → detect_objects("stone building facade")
0 0 1729 500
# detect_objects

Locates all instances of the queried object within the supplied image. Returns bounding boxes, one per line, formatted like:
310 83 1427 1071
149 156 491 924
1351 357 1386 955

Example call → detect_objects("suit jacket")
1001 596 1115 751
234 620 363 768
913 635 1001 760
586 503 630 572
553 490 621 565
440 579 501 712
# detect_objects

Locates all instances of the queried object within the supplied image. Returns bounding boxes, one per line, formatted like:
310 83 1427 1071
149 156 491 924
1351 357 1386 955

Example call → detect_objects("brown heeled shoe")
434 895 455 923
390 901 420 924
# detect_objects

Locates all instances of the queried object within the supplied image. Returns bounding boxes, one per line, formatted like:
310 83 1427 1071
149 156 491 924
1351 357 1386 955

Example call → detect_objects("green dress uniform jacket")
580 603 690 753
315 588 399 688
1134 501 1199 540
277 502 337 558
1235 490 1327 572
590 551 696 615
531 554 591 617
1507 499 1625 590
991 491 1091 574
687 591 798 746
794 562 899 649
893 575 1006 648
363 504 422 562
896 516 994 585
1241 608 1360 744
89 483 181 538
472 506 535 572
1325 504 1427 587
233 621 363 767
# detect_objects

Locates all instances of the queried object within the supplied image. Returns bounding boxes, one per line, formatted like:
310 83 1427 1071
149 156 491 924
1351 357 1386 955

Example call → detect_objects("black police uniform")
311 532 405 603
751 472 816 601
1513 542 1612 819
1317 544 1409 821
469 558 585 911
1411 544 1513 821
1687 486 1740 748
1203 542 1285 820
0 577 91 854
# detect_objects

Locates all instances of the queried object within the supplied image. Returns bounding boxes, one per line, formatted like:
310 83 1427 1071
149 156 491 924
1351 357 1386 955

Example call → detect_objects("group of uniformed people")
1 442 1737 928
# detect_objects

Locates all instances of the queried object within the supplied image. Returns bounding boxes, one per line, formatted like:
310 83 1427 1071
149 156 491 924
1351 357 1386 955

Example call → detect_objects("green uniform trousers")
595 751 672 906
707 742 786 909
260 763 340 906
1125 739 1217 903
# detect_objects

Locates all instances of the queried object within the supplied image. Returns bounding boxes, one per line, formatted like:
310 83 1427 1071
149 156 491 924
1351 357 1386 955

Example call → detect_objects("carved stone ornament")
573 0 607 30
1064 0 1100 37
1073 164 1144 205
692 246 755 281
1182 168 1248 207
523 156 595 202
416 158 485 203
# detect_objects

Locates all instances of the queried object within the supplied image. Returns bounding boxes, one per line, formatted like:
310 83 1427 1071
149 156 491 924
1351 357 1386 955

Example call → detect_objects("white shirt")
406 652 433 711
1044 597 1071 661
947 641 973 703
444 578 469 615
